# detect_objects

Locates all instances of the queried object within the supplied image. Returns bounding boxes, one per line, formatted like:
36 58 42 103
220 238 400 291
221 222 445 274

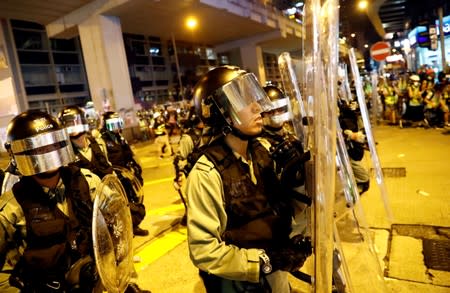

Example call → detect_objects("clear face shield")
62 114 89 136
105 117 124 132
214 73 273 126
9 129 75 176
262 97 291 128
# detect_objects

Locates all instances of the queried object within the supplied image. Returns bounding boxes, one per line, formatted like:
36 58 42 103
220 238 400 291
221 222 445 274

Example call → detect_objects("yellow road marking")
134 227 187 272
147 203 185 216
144 177 174 186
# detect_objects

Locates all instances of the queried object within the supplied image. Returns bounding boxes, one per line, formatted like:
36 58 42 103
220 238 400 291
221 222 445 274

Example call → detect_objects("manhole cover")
423 239 450 272
370 167 406 177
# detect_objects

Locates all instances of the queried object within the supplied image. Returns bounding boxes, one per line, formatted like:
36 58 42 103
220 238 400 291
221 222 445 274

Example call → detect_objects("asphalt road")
1 126 450 292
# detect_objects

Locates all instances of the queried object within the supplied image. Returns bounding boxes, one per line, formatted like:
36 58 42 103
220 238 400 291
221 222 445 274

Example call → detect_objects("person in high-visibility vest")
382 75 399 125
153 112 173 158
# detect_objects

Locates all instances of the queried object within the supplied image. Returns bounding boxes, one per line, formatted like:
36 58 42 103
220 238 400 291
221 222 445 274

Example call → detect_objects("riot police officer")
260 85 293 145
100 111 148 237
260 85 311 236
0 110 101 292
174 107 211 178
185 66 312 293
58 105 114 179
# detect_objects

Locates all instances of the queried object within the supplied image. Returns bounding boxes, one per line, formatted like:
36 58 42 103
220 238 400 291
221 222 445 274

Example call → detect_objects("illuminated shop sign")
408 26 427 46
408 15 450 47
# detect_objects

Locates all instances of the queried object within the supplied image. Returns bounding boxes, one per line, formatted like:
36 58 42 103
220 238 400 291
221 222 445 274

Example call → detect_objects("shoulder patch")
193 155 216 172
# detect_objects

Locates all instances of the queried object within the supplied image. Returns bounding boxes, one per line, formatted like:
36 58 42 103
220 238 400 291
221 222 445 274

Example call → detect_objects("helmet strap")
223 125 257 140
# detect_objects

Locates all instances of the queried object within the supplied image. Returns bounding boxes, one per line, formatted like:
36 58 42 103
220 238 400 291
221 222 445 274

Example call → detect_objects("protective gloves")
265 235 312 273
270 138 310 188
344 130 366 143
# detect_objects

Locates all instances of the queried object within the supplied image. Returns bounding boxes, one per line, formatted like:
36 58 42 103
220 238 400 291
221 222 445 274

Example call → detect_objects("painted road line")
144 177 174 186
146 203 185 216
134 227 187 272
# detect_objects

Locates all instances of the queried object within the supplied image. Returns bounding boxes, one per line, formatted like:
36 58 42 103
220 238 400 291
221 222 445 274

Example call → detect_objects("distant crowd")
364 66 450 129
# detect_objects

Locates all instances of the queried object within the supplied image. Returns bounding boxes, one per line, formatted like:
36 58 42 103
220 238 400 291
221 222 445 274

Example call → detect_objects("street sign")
370 41 391 62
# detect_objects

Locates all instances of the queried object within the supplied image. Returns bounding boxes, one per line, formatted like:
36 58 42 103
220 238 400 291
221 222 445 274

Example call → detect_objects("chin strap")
222 125 258 141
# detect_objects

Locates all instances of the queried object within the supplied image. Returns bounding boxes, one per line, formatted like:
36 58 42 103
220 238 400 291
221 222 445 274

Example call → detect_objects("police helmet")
262 85 291 129
5 111 75 176
103 111 124 132
193 66 272 131
58 105 90 136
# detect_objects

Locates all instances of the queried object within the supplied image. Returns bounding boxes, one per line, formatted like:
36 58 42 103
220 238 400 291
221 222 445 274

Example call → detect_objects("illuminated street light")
358 0 368 10
364 44 369 48
351 33 356 38
185 16 198 30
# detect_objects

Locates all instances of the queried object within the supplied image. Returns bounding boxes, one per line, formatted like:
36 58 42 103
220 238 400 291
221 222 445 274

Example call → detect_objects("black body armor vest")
12 166 93 284
203 139 292 250
73 136 113 178
101 131 134 168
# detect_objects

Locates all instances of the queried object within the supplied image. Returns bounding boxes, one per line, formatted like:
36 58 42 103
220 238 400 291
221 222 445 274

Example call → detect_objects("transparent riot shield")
370 72 380 126
92 174 134 293
335 120 388 292
278 52 309 149
335 122 359 210
348 48 394 222
113 166 144 204
307 0 339 291
278 0 339 290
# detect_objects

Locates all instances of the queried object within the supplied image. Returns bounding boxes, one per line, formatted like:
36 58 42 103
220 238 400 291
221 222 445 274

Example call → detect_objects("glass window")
55 65 83 84
219 54 229 65
51 38 77 51
53 52 80 64
21 65 53 85
13 29 45 50
152 56 165 65
25 85 55 95
60 84 85 92
196 47 205 58
135 56 150 65
206 48 216 60
18 51 50 64
149 43 162 56
132 41 146 55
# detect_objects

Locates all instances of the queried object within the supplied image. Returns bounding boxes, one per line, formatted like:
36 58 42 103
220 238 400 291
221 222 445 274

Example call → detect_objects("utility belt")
9 255 99 293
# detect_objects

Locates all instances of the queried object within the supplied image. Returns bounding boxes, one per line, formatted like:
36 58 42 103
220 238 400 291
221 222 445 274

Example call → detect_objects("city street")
1 125 449 292
123 125 450 292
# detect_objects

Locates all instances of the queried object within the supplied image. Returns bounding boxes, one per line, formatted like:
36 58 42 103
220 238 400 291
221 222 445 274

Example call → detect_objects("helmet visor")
62 114 89 135
10 129 75 176
216 73 272 125
105 117 124 131
262 97 291 127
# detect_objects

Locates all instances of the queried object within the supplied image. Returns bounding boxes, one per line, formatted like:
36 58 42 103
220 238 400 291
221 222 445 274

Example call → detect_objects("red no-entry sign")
370 41 391 62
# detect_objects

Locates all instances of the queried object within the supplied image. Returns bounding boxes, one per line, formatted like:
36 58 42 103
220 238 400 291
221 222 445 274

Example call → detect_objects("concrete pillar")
78 14 137 126
240 44 267 84
0 19 21 151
